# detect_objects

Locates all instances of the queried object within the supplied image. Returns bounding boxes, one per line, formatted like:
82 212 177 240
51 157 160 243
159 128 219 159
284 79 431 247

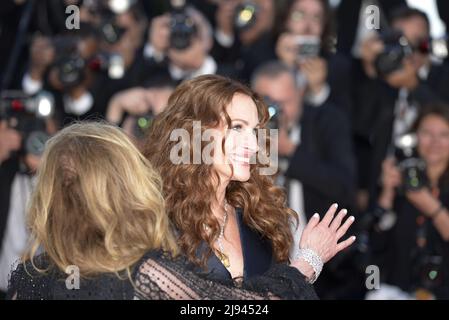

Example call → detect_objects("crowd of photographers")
1 0 449 300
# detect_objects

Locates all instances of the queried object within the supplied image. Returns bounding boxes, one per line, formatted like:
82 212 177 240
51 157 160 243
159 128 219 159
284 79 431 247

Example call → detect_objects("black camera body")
394 134 428 192
52 36 87 90
170 5 197 50
0 90 53 156
374 31 413 77
99 17 127 44
88 52 125 79
133 110 154 140
54 54 86 89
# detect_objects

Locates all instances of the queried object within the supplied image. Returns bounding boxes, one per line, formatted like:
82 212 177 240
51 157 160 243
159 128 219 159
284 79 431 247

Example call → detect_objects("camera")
394 133 428 192
169 1 198 50
264 96 282 130
0 90 54 121
52 36 86 90
234 1 258 31
133 110 154 140
413 253 444 296
410 220 444 297
0 90 54 156
294 36 321 58
99 17 127 45
374 30 413 77
54 54 86 89
84 0 127 44
88 52 125 79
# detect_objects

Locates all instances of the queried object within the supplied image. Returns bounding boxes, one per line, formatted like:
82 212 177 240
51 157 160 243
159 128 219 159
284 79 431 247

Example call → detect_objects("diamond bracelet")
294 248 323 284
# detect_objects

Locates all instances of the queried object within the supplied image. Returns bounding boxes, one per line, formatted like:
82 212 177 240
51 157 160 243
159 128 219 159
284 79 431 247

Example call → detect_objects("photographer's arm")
406 189 449 241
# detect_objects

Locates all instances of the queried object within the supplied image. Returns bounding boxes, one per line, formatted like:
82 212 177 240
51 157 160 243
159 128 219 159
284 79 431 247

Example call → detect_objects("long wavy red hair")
143 75 295 266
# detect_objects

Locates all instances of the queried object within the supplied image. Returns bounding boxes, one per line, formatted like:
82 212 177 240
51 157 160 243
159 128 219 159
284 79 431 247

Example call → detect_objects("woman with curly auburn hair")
143 74 356 286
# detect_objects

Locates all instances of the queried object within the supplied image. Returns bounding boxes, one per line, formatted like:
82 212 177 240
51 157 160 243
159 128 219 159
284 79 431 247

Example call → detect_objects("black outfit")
7 250 318 300
238 32 277 83
371 185 449 299
324 52 354 118
285 103 357 219
194 208 274 282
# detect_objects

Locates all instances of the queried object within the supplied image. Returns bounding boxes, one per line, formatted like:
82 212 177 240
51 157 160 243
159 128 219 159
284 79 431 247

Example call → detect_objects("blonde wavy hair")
23 122 178 277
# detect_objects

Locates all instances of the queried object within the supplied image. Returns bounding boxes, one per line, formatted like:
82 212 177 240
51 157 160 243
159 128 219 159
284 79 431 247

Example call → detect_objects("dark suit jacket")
285 103 357 219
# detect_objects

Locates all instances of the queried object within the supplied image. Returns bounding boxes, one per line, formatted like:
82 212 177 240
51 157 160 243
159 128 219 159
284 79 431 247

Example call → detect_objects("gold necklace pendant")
217 250 231 268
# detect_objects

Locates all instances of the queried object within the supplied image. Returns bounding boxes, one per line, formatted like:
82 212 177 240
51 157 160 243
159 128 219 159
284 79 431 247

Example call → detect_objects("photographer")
371 103 449 299
142 3 222 83
275 0 352 117
352 6 449 210
21 2 150 125
20 24 102 124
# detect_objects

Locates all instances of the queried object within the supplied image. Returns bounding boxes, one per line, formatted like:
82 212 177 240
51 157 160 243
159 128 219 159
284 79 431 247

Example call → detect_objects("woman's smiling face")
212 93 260 183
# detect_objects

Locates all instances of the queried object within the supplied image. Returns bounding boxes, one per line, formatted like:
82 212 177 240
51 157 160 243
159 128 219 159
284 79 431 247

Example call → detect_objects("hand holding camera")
299 56 327 95
385 57 419 90
106 87 153 124
360 30 420 89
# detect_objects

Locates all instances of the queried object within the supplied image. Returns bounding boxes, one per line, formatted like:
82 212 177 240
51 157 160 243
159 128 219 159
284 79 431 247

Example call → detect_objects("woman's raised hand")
299 203 356 264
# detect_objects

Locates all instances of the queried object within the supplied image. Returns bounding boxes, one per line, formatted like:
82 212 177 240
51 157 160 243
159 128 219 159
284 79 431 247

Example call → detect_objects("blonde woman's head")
24 122 178 276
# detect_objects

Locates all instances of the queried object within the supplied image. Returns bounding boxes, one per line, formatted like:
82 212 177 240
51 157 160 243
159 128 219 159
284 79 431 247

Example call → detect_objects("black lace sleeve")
133 251 318 300
6 261 52 300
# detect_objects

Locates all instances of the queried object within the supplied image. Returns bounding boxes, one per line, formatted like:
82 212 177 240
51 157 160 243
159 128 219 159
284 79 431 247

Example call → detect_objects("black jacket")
285 103 357 219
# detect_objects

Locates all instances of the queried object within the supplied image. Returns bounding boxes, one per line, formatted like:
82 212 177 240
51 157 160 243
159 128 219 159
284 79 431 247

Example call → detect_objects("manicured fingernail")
313 213 319 219
333 203 338 208
342 209 348 215
352 236 357 241
349 216 355 221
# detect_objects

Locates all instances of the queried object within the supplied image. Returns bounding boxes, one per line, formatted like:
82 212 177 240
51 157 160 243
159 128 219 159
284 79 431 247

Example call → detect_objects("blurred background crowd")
1 0 449 300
